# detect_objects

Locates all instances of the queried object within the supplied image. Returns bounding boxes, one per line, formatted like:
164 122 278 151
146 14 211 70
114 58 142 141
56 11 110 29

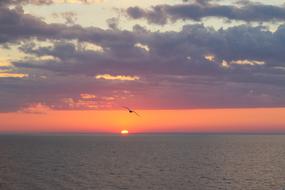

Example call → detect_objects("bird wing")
122 106 131 111
133 111 141 117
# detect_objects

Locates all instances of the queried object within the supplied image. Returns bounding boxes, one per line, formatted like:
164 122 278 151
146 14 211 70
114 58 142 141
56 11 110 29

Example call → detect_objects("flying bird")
122 106 140 117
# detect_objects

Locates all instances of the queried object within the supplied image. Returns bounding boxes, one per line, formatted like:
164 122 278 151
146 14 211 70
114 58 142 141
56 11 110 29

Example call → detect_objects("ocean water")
0 134 285 190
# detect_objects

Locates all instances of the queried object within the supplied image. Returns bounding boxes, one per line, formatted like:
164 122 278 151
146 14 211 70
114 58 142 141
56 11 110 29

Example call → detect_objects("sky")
1 0 285 133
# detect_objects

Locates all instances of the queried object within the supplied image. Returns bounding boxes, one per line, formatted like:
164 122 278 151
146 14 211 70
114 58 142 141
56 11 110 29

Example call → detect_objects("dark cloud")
0 0 96 6
52 11 78 25
126 1 285 24
127 6 167 25
0 5 131 49
106 17 120 30
0 0 54 7
0 6 64 43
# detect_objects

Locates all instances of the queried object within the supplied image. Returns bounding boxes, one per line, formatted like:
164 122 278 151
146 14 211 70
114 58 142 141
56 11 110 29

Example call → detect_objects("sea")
0 134 284 190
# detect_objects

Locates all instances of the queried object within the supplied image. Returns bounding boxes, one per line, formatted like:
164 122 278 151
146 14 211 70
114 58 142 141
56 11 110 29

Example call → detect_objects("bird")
122 106 140 117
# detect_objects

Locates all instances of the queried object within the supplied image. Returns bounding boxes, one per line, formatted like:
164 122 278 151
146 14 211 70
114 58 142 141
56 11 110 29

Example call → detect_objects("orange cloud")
204 54 215 62
20 103 52 114
0 59 11 67
96 74 140 81
80 93 97 99
61 98 99 109
231 59 265 66
0 72 28 78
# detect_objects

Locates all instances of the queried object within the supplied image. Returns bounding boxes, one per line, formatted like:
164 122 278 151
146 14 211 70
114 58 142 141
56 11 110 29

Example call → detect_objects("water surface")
0 134 284 190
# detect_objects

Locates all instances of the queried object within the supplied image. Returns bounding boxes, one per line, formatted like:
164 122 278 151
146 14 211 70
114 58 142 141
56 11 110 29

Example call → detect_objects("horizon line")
1 132 285 136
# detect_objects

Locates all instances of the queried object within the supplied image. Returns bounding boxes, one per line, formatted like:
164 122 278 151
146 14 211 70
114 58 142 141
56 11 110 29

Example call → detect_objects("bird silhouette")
122 106 140 117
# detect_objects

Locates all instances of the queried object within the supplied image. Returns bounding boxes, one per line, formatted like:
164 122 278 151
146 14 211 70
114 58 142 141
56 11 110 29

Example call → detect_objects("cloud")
106 17 120 30
0 7 63 43
20 102 52 114
127 6 167 25
95 74 140 81
9 22 285 110
230 59 266 66
0 72 28 78
134 43 150 52
79 42 104 52
126 2 285 24
61 97 99 109
52 0 104 4
52 11 78 25
0 0 103 6
204 55 215 62
15 23 285 75
0 5 115 45
0 1 285 112
80 93 97 99
0 59 12 67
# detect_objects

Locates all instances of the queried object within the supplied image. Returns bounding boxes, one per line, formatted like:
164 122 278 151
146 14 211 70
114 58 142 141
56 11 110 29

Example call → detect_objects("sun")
121 130 129 135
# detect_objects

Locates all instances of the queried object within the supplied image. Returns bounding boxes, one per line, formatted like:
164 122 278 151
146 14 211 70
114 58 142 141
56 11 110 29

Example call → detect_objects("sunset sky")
1 0 285 133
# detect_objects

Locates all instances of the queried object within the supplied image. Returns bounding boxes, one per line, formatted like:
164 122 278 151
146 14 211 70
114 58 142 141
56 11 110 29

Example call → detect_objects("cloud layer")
127 1 285 24
0 0 285 112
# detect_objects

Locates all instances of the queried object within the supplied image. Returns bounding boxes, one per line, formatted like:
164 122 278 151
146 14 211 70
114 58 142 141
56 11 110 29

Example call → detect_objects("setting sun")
121 130 129 135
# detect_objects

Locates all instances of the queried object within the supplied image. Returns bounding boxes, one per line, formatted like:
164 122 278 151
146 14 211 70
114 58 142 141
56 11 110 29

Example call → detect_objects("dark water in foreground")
0 135 285 190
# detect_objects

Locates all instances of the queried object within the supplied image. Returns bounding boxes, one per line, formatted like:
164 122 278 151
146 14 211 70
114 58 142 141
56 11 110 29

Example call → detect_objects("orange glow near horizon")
0 108 285 133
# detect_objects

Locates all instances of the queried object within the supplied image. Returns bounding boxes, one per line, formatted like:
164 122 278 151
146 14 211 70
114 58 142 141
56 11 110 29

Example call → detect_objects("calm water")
0 134 285 190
